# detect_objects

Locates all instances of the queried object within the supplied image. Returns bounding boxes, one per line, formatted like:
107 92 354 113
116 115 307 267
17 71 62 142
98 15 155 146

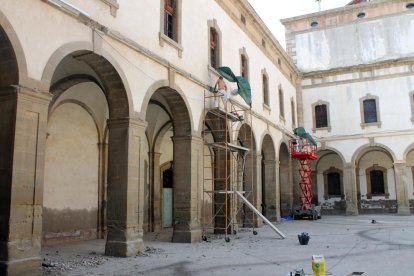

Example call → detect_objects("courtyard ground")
42 214 414 276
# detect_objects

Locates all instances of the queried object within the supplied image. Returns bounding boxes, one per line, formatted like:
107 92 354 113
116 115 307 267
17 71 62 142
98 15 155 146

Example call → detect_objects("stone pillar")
394 162 410 216
105 118 147 257
262 160 277 221
275 162 281 221
151 152 162 231
343 163 358 216
289 157 297 208
0 86 51 276
172 136 202 243
254 153 262 226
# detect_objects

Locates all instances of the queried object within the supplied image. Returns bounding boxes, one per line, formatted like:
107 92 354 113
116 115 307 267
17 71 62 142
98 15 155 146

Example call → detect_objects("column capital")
172 135 203 144
107 117 147 129
344 162 356 170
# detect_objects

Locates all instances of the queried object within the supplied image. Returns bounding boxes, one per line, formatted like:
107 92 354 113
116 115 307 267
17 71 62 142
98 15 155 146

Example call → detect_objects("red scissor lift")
288 132 319 220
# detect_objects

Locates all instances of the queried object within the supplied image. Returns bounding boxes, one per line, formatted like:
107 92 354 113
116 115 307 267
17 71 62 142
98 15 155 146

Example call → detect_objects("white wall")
295 13 414 72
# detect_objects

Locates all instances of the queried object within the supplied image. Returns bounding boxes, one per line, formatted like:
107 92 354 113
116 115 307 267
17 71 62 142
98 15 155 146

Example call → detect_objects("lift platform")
288 128 319 219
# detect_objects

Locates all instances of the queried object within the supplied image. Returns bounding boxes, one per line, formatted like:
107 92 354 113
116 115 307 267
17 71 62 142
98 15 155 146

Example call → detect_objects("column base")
345 202 359 216
397 205 411 216
105 238 145 257
0 258 41 276
172 229 201 243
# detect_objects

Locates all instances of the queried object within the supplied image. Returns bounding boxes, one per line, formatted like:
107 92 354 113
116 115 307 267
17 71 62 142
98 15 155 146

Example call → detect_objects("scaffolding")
201 89 255 242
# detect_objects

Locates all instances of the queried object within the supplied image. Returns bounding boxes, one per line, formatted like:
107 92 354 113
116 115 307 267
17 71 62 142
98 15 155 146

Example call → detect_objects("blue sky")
248 0 351 48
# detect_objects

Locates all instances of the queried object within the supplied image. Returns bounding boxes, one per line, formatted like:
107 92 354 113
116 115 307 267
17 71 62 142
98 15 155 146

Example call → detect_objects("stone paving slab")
42 215 414 276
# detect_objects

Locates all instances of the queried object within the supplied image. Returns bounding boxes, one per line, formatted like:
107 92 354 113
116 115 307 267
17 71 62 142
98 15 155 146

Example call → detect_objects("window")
327 172 341 196
210 28 218 69
365 165 388 198
323 167 343 198
360 94 381 128
363 99 377 123
312 100 330 131
370 170 385 195
159 0 182 56
239 47 249 81
164 0 175 40
262 70 269 107
278 85 284 119
315 104 328 128
291 99 296 127
406 3 414 9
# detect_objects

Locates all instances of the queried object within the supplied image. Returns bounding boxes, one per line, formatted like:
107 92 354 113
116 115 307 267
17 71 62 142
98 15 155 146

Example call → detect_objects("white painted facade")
283 0 414 214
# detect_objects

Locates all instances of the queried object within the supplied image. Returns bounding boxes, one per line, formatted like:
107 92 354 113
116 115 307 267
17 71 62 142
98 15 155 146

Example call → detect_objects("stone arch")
316 149 345 215
403 143 414 161
352 143 396 165
405 144 414 204
353 144 397 214
0 10 27 86
237 123 259 226
43 46 145 257
140 80 195 135
261 133 278 221
144 86 200 242
49 98 102 141
42 42 133 118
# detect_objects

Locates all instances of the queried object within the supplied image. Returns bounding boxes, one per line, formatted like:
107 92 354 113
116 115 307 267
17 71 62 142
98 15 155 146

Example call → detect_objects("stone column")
343 163 358 215
262 160 277 221
151 152 162 231
289 157 297 208
254 153 263 226
394 162 410 216
275 162 281 221
172 135 202 243
0 86 51 276
105 118 147 257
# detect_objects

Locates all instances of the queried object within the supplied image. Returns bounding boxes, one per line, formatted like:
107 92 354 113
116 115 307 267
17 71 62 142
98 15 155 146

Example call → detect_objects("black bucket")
298 232 310 245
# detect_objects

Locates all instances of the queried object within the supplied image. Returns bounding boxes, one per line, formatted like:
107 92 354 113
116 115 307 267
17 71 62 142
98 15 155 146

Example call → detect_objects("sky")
248 0 351 48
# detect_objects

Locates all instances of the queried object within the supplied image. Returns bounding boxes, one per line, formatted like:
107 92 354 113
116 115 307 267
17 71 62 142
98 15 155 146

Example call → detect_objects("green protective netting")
294 127 317 146
217 66 252 106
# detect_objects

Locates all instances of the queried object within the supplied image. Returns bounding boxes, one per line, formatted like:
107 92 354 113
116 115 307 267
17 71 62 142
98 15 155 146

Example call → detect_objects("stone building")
0 0 298 274
1 0 413 275
282 0 414 215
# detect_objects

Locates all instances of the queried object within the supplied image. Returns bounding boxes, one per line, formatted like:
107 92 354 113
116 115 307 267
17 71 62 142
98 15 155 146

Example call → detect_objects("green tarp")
217 66 252 106
294 127 317 146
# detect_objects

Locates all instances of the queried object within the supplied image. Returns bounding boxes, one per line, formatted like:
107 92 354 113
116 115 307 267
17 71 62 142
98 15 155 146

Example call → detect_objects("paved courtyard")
42 215 414 276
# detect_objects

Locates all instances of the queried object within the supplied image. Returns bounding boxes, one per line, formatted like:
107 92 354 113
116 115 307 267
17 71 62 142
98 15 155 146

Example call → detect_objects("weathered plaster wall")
43 103 99 243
